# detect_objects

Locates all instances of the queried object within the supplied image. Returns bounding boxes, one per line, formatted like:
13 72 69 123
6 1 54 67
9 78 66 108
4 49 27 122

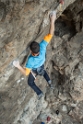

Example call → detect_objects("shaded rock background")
0 0 83 124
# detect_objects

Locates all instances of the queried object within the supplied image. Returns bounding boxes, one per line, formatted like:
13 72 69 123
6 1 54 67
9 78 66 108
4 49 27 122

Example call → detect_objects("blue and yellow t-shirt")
25 34 53 75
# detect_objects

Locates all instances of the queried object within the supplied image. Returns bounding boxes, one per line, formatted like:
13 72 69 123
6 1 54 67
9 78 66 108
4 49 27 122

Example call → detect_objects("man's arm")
13 60 31 76
43 11 56 44
49 18 55 35
49 11 56 35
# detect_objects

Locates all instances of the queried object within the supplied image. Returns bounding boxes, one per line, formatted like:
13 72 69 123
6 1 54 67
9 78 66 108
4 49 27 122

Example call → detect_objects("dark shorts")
32 64 45 76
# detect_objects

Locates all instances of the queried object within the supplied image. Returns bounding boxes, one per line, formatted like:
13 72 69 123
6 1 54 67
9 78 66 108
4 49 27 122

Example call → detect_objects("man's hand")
13 60 26 75
50 11 56 23
13 60 20 68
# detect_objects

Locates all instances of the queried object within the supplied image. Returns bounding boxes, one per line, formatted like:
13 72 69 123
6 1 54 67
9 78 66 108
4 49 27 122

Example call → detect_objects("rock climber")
13 11 56 99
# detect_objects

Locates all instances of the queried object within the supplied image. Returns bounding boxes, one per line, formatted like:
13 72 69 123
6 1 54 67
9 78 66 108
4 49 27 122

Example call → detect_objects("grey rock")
59 104 69 114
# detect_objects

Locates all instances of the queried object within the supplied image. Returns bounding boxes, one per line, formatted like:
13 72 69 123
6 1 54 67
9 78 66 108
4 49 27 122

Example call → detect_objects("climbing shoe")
49 83 54 89
38 93 44 100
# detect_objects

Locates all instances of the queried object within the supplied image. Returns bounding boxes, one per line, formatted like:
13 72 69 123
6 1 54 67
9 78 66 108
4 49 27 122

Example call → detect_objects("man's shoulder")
26 55 34 68
28 55 34 61
40 40 48 47
26 55 33 64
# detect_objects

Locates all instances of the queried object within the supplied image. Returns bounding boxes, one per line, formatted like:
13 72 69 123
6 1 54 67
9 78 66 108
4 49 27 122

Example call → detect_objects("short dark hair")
30 41 40 54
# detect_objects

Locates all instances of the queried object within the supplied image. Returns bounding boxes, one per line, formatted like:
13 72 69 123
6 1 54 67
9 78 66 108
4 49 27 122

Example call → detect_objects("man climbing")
13 11 56 99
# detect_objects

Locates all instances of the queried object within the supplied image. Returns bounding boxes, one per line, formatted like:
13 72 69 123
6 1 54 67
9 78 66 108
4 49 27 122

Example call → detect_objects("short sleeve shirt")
25 34 52 75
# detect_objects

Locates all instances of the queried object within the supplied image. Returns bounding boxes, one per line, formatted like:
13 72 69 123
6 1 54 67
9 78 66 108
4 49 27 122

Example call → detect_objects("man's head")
30 41 40 56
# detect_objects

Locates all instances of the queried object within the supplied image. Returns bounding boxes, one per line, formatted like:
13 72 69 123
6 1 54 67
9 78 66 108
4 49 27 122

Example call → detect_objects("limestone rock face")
0 0 83 124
